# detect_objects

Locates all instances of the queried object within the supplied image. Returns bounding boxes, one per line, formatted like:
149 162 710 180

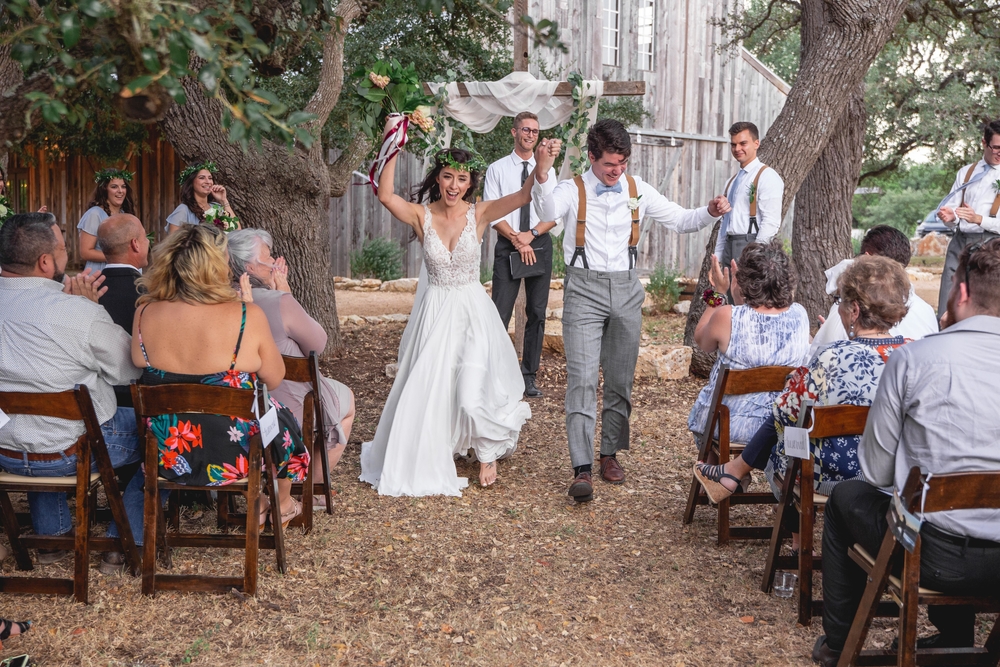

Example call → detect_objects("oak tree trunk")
683 220 722 378
791 84 865 323
685 0 910 348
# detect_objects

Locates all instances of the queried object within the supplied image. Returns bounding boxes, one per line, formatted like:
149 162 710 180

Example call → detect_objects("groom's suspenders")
569 174 641 270
723 164 770 235
956 163 1000 217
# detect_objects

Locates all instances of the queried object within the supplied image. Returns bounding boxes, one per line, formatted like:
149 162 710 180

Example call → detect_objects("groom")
534 119 730 502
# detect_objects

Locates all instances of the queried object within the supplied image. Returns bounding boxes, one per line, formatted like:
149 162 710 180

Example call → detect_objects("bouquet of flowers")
0 195 11 227
354 59 435 192
203 203 240 232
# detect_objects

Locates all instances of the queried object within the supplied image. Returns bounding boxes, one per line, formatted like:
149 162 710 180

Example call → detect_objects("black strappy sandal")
0 618 31 648
693 463 743 504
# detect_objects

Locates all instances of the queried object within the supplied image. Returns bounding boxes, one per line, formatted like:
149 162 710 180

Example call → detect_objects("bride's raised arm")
375 118 425 236
476 138 561 228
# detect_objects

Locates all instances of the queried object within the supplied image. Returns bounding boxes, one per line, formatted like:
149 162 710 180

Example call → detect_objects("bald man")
96 214 149 333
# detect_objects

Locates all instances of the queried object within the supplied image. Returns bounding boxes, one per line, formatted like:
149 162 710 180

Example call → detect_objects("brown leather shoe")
811 635 841 667
568 472 593 502
599 455 625 484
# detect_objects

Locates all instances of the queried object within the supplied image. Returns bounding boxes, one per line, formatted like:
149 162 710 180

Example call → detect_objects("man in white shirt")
484 112 559 398
811 238 1000 666
809 225 938 356
935 119 1000 316
534 119 730 501
715 122 784 270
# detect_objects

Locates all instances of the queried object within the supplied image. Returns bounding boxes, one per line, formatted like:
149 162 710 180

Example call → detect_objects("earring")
848 322 855 339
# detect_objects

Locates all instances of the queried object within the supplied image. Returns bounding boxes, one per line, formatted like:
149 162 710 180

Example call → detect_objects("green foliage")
350 237 403 281
546 72 595 176
550 231 565 279
645 264 682 314
852 162 951 236
480 263 493 284
597 96 650 129
351 59 432 145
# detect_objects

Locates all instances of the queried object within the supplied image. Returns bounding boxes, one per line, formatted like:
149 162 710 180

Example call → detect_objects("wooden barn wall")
5 131 183 267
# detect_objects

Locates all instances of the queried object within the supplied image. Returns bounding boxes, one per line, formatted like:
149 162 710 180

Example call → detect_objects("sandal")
258 495 271 529
280 498 302 529
0 617 31 649
693 463 742 504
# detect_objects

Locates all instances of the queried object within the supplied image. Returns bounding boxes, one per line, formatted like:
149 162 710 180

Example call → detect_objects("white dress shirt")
860 315 1000 541
103 263 142 274
484 151 557 229
0 276 142 453
809 288 938 358
714 157 784 258
534 169 719 272
941 160 1000 234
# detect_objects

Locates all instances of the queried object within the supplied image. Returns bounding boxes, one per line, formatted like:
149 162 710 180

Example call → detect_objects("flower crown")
94 167 134 184
436 150 487 174
178 161 218 185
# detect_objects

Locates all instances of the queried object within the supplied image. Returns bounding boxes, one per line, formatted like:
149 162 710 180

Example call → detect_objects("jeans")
821 480 1000 650
0 407 144 542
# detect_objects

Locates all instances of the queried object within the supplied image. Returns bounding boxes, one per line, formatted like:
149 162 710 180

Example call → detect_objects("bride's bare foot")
479 461 497 487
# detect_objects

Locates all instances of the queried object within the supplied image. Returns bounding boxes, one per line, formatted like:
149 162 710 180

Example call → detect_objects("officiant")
534 119 731 502
485 111 559 399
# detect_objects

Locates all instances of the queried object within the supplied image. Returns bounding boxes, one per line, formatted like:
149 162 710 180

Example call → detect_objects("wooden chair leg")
717 431 732 546
798 504 815 627
717 495 731 546
319 440 333 516
263 447 286 575
156 496 171 569
73 478 90 604
761 468 796 594
167 492 179 531
897 547 921 667
243 482 260 596
141 454 159 597
0 490 32 571
216 490 230 529
300 444 315 534
837 533 900 667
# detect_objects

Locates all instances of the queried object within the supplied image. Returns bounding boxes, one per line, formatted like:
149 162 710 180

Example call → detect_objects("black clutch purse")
510 251 546 279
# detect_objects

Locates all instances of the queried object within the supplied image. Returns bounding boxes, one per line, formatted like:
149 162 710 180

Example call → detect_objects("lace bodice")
422 204 481 287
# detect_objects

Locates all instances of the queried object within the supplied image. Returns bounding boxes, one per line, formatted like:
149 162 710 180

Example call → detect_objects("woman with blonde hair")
133 224 308 527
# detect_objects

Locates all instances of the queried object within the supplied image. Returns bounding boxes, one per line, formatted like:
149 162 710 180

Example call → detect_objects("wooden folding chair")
839 467 1000 667
682 364 796 545
131 382 286 597
284 352 331 533
761 402 870 626
0 385 141 603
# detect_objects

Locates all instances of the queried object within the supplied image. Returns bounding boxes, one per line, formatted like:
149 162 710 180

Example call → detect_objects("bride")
360 118 561 496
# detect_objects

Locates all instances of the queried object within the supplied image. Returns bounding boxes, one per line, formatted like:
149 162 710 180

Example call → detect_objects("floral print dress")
138 303 310 486
766 336 906 496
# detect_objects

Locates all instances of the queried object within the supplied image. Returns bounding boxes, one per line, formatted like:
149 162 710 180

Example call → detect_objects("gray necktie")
519 161 531 233
937 162 990 211
720 169 746 237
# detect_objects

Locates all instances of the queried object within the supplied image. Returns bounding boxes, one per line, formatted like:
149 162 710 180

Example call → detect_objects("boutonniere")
627 195 642 211
748 182 758 205
993 178 1000 193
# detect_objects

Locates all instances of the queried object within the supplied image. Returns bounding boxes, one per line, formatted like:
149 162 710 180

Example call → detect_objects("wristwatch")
530 228 540 238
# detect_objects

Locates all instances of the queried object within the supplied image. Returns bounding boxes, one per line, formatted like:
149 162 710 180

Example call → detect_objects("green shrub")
350 237 403 281
551 231 566 279
645 264 682 314
480 263 493 284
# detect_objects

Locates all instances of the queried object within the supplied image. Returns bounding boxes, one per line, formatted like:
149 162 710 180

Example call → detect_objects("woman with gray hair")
228 229 355 500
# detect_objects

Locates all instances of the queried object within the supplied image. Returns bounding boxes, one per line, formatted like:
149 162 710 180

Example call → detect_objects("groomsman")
715 121 784 269
485 111 558 398
534 119 730 502
935 120 1000 318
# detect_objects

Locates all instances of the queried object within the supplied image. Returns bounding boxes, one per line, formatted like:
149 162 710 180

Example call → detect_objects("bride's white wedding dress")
359 203 531 496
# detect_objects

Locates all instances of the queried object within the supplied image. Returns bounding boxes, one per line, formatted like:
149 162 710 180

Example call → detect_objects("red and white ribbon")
368 113 409 194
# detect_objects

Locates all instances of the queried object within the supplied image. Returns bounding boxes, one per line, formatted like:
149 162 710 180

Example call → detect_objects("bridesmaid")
166 160 239 233
78 167 136 272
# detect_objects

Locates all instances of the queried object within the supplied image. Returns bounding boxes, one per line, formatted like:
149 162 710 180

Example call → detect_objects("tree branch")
329 130 373 197
304 0 366 136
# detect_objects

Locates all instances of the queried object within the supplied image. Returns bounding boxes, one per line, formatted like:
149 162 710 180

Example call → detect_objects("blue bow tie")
596 182 623 195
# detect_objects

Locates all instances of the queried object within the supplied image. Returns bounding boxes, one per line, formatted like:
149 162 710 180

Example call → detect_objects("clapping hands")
62 269 107 303
272 256 291 293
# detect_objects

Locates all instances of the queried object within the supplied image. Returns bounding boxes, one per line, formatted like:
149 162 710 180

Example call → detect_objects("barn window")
637 0 655 71
602 0 620 67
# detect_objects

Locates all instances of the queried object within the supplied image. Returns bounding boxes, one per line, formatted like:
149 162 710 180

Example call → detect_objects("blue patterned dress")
688 304 811 445
766 336 906 495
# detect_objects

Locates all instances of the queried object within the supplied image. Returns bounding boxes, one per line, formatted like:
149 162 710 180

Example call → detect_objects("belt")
726 233 756 240
0 443 78 462
922 521 1000 549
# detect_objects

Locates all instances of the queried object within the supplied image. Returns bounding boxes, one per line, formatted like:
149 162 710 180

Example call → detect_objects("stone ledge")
635 344 693 380
339 313 410 327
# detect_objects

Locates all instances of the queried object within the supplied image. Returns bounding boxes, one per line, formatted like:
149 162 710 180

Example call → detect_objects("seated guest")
227 229 355 482
695 257 910 552
812 239 1000 666
0 213 142 566
810 225 937 356
687 241 811 470
134 224 308 527
96 213 149 331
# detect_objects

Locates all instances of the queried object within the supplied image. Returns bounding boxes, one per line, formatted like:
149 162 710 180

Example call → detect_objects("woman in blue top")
77 167 136 273
166 160 240 234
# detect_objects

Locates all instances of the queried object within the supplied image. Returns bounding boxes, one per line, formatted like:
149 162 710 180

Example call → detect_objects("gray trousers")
938 229 999 316
563 265 645 468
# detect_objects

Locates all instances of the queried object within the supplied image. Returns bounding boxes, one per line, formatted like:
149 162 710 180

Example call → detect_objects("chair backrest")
900 466 1000 514
280 352 324 433
0 384 103 456
798 403 870 439
131 383 259 421
698 364 795 450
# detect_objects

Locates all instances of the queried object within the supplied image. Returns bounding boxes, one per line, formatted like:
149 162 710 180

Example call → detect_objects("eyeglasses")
517 127 540 136
987 144 1000 153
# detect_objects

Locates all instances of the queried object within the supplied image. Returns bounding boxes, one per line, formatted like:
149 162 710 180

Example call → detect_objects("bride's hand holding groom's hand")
533 138 562 182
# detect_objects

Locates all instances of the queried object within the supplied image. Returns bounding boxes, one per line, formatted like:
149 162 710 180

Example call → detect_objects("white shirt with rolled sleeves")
484 151 557 230
858 315 1000 542
713 157 784 259
534 169 719 272
941 160 1000 235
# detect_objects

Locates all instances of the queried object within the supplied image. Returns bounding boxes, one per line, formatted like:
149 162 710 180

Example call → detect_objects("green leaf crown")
435 149 488 174
94 168 134 184
178 161 219 185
